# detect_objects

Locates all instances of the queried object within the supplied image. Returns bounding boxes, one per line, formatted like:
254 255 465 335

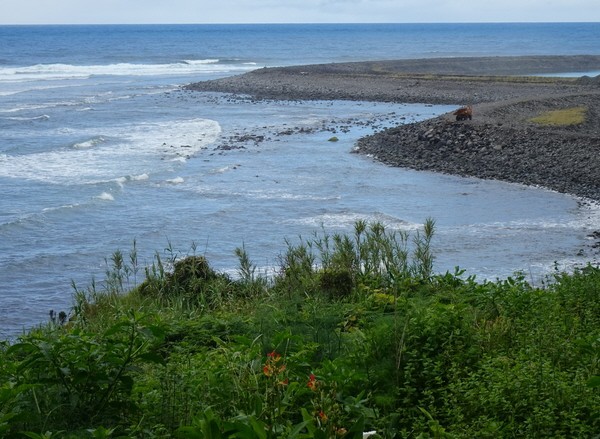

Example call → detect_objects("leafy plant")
5 310 165 434
2 221 599 438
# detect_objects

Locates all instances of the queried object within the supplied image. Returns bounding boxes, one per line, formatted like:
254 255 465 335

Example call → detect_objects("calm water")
2 23 600 338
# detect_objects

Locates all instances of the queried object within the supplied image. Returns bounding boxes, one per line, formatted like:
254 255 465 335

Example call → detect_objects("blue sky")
2 0 600 24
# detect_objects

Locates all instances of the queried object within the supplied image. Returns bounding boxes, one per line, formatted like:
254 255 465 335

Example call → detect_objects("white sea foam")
285 212 423 231
114 173 149 187
166 177 184 184
0 93 133 115
4 114 50 122
0 118 221 184
213 166 231 174
127 119 222 159
458 215 597 235
239 189 341 201
42 203 81 213
0 60 256 84
0 100 82 114
96 192 114 201
183 59 220 65
72 137 105 149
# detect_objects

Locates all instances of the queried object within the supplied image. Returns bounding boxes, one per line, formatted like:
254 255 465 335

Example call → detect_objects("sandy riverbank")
186 55 600 201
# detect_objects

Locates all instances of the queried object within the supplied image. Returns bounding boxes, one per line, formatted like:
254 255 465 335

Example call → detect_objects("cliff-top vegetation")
1 220 598 438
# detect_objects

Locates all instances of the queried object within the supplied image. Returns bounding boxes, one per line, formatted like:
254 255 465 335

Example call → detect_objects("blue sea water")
1 23 600 339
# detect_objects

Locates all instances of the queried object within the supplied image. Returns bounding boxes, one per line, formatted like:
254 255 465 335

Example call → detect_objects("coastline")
186 55 600 202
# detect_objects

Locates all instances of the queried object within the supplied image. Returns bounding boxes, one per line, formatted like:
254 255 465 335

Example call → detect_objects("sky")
1 0 600 25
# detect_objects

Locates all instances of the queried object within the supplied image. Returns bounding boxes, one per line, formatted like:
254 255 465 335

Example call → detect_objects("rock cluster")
355 115 600 202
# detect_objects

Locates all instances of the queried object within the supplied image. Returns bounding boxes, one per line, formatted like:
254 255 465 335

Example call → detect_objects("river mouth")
1 90 599 340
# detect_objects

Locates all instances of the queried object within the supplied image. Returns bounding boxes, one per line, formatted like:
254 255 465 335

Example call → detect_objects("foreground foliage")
1 220 598 438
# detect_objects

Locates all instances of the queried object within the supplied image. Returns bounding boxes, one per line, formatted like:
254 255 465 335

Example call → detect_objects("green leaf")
343 416 365 438
249 417 267 439
223 421 252 438
103 321 131 337
176 426 204 439
587 375 600 387
6 342 38 356
138 351 165 365
287 420 311 439
146 324 167 340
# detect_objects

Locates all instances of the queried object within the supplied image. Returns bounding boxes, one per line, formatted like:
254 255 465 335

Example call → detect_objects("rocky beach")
187 55 600 202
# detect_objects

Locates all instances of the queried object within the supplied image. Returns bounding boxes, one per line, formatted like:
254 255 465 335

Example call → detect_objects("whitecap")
5 114 50 122
0 118 221 184
166 177 184 184
42 203 80 213
183 59 220 65
96 192 114 201
285 212 423 231
242 189 341 201
213 166 230 174
0 60 255 83
72 136 105 149
130 173 149 181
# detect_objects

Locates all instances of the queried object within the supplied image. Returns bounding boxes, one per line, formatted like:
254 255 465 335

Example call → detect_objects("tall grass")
1 220 598 438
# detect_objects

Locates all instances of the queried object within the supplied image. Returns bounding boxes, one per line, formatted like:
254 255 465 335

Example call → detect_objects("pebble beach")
187 55 600 202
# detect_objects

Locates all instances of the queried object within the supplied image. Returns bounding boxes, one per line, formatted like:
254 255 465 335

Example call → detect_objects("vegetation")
369 67 578 85
1 219 598 438
529 106 587 126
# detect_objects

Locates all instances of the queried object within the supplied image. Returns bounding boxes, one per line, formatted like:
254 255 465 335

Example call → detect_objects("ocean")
2 23 600 339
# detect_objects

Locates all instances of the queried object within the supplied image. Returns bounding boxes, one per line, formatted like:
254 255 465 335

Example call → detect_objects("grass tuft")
529 106 587 126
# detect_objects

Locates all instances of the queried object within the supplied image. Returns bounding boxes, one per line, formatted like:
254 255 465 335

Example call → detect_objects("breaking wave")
0 59 256 83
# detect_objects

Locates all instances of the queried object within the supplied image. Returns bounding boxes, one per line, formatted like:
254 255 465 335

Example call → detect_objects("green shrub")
4 311 165 435
2 223 599 438
319 268 354 299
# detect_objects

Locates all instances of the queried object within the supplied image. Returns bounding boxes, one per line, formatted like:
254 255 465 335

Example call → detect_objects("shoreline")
354 92 600 203
186 55 600 104
186 55 600 202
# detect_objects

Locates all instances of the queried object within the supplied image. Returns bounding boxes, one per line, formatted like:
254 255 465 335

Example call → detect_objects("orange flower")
267 351 281 360
307 373 318 391
263 351 286 377
318 410 328 422
263 365 272 377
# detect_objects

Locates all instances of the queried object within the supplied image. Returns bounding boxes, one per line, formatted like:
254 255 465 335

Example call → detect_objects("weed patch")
529 106 587 126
